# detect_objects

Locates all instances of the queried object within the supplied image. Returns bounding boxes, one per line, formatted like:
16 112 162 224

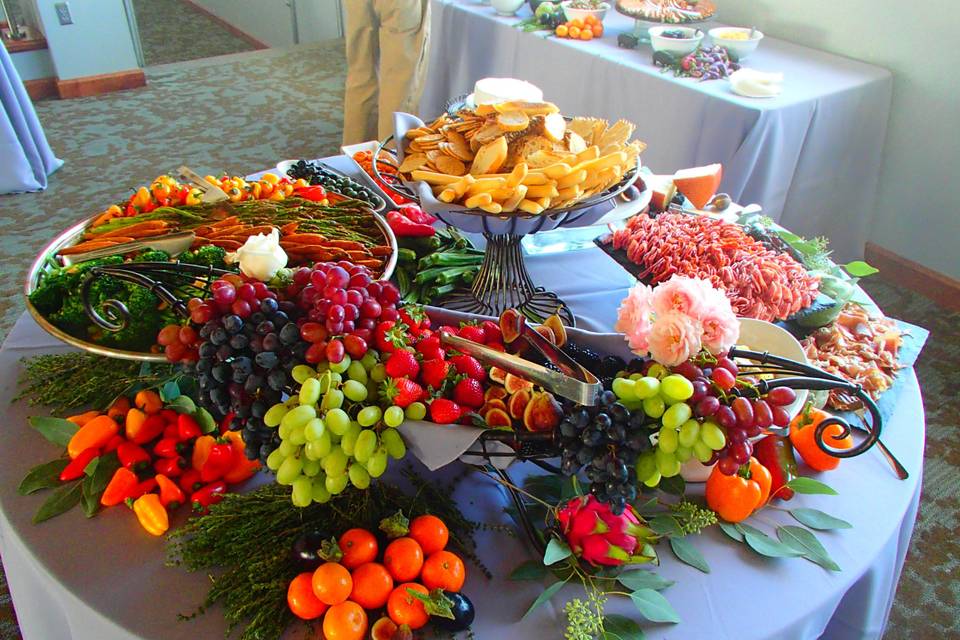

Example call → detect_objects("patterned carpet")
132 0 256 66
0 41 957 639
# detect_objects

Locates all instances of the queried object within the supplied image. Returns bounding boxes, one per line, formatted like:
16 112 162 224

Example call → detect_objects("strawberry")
458 324 486 344
399 305 428 335
452 377 484 409
385 349 420 378
415 335 446 361
382 377 423 408
374 320 407 354
429 398 463 424
450 354 486 382
481 320 502 344
420 358 452 390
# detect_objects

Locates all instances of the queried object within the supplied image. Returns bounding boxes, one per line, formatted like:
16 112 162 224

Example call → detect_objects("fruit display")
554 14 605 40
604 212 821 322
400 100 645 213
20 388 258 529
283 159 386 210
654 45 742 80
285 514 473 636
616 0 716 23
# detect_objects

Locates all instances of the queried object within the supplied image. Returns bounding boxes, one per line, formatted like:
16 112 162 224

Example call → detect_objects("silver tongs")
177 165 229 203
440 314 602 406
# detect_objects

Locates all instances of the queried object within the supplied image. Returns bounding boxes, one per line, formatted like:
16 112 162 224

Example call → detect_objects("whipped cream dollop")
226 228 288 281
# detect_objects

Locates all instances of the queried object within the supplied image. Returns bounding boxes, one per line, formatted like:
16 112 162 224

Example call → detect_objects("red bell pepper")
153 437 180 459
130 477 158 500
177 414 201 441
191 481 227 514
59 448 99 482
178 469 203 494
154 457 186 478
386 210 435 237
220 411 236 435
116 442 151 473
398 203 438 225
201 441 235 483
293 185 327 202
102 434 125 453
754 435 799 501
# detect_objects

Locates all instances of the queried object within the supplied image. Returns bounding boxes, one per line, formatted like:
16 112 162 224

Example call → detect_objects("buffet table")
420 0 892 263
0 202 924 639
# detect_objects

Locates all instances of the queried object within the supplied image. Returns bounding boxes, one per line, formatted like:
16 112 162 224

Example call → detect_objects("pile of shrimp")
608 213 819 321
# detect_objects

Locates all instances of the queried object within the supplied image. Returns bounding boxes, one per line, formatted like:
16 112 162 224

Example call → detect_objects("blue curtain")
0 40 63 194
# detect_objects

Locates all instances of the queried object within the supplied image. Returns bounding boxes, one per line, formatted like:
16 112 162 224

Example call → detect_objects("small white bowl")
709 27 763 61
648 26 704 57
561 1 610 23
491 0 525 15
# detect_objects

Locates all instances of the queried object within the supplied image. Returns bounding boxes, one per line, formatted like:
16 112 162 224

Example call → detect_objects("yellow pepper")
184 188 203 206
247 182 262 199
67 414 119 459
132 186 152 207
260 172 280 185
130 494 169 536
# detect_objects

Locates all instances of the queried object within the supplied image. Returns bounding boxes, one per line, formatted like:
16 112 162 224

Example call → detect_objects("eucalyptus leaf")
522 580 565 620
786 477 838 496
658 475 685 496
28 416 79 447
618 570 675 592
742 529 804 558
195 407 217 434
718 522 744 542
543 538 572 565
509 560 548 581
160 380 181 402
843 261 879 278
630 588 681 623
33 481 83 524
669 536 710 573
167 395 197 414
649 515 683 536
790 508 852 530
603 614 646 640
777 526 841 571
18 459 70 495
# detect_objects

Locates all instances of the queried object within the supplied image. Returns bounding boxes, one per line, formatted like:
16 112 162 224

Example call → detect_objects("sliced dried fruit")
481 399 508 416
504 373 534 395
499 309 522 344
534 325 556 344
523 391 563 432
508 389 531 420
484 386 508 402
542 315 567 347
497 111 530 132
484 408 513 428
372 616 399 640
489 366 508 384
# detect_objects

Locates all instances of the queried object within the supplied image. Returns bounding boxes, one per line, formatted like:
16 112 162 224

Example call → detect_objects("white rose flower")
226 228 287 281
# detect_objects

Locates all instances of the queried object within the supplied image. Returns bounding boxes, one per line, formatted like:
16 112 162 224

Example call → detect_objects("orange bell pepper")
222 430 261 484
155 474 186 509
789 405 854 472
107 396 132 420
101 467 139 507
192 435 216 472
134 389 163 415
130 493 169 536
67 415 119 459
66 410 101 427
705 457 772 523
126 410 165 444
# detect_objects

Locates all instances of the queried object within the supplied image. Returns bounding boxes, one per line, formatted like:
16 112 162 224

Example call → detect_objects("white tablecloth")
420 1 892 262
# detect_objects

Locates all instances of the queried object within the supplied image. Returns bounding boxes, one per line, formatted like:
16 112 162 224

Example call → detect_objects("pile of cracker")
400 101 645 215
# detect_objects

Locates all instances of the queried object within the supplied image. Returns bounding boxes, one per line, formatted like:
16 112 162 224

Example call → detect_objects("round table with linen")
0 230 923 640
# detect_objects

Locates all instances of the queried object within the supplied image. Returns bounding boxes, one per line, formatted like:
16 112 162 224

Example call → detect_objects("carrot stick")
282 233 328 245
93 220 169 238
206 239 242 250
355 258 384 268
370 245 393 256
280 222 300 234
58 240 120 255
323 240 365 251
210 216 239 228
346 250 372 260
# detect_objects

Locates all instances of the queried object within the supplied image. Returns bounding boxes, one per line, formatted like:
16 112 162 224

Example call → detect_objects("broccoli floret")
123 284 161 317
133 249 171 263
180 245 227 269
49 296 89 334
29 270 69 313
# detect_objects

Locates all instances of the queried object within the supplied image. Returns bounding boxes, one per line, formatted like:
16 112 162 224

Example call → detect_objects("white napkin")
397 421 514 471
729 69 784 98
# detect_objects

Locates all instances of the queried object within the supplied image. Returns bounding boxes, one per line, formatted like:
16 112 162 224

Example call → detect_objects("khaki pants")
342 0 431 145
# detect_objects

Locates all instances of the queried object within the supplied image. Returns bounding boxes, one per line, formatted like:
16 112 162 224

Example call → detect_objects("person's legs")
374 0 431 142
343 0 379 145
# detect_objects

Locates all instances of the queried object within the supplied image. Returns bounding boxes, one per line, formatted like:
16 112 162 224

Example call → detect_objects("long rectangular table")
420 0 892 262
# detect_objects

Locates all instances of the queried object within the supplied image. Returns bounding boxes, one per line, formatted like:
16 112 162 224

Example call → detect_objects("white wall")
34 0 139 79
719 0 960 279
11 48 54 80
191 0 342 47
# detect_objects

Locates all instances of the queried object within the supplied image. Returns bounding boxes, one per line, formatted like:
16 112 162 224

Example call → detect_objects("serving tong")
61 231 197 267
439 314 602 406
177 165 229 203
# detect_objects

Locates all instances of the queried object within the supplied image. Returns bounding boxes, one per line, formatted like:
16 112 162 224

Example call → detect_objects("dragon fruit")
557 495 658 567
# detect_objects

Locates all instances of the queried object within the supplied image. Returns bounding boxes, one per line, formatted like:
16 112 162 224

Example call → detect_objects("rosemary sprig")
15 353 179 414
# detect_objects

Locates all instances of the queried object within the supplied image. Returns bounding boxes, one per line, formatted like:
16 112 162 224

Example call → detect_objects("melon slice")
673 163 722 210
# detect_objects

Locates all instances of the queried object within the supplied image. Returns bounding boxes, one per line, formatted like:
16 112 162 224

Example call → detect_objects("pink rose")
699 287 739 354
616 284 654 354
647 311 702 366
651 276 706 319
